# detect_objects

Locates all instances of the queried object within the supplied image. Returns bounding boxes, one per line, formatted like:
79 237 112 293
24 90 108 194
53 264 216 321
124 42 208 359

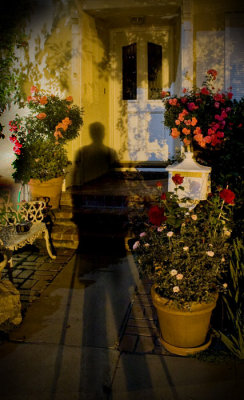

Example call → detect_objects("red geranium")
172 174 184 185
148 205 166 226
219 189 235 204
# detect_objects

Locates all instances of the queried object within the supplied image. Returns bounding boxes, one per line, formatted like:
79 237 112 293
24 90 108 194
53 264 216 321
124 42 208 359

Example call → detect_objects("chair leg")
44 228 56 259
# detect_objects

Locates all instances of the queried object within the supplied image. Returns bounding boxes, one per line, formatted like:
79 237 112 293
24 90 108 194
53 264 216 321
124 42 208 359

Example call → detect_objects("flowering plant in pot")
162 69 235 151
8 86 83 207
132 176 235 355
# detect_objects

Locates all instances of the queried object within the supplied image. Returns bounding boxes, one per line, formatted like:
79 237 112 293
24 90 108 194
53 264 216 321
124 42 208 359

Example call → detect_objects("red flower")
161 91 170 98
227 92 233 100
161 193 166 200
219 189 235 204
187 102 198 111
200 87 210 95
148 206 166 226
207 69 218 79
172 174 184 185
156 181 163 188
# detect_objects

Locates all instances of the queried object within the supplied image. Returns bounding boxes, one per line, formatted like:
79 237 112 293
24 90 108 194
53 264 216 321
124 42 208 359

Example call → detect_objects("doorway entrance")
110 28 174 162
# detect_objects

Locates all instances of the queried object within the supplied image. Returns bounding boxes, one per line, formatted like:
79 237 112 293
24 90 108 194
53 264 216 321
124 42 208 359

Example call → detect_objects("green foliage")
133 182 234 309
0 0 31 138
9 88 83 183
216 238 244 359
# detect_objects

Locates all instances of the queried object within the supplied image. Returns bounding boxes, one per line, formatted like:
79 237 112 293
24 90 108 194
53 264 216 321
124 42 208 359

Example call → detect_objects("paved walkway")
0 242 243 400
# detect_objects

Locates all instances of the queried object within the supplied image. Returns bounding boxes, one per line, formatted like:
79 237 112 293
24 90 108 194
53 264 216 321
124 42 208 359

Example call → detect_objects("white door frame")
109 26 174 162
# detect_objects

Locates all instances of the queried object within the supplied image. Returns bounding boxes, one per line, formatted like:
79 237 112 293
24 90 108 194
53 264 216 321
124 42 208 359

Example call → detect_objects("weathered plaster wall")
193 0 244 89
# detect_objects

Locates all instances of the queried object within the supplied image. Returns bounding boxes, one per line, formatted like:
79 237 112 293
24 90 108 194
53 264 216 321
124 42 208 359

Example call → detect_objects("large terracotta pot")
151 285 218 356
28 176 63 209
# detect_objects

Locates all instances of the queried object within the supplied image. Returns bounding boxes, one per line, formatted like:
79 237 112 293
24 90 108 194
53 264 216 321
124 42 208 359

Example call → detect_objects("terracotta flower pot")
28 176 63 209
151 285 218 356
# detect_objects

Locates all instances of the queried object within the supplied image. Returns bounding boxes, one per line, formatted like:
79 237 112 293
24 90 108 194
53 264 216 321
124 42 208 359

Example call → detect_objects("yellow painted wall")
80 11 109 146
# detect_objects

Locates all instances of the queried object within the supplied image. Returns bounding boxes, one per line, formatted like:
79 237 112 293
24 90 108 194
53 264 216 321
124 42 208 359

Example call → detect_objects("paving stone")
125 326 158 336
119 334 138 352
21 261 39 266
32 270 57 278
37 262 62 271
135 335 155 353
144 306 156 320
16 270 34 279
127 318 155 328
134 294 153 306
11 269 22 278
20 279 38 289
26 255 39 261
31 280 51 292
130 303 145 318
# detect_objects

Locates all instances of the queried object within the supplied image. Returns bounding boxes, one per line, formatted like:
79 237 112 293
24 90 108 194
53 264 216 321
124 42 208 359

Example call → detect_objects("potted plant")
162 70 237 203
8 86 83 208
132 176 235 355
162 69 235 152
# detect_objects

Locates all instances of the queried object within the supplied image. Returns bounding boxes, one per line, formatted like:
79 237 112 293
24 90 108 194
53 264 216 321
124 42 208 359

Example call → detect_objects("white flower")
185 212 190 216
170 269 178 276
223 283 228 289
173 286 180 293
140 232 146 237
133 241 140 250
144 243 150 247
206 251 215 257
191 214 197 221
209 244 213 247
221 257 225 262
167 231 173 237
183 246 189 251
176 273 183 280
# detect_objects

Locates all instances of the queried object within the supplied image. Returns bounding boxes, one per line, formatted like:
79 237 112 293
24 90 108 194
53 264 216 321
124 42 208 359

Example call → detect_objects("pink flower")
176 273 183 280
133 241 140 250
170 269 178 276
173 286 180 293
187 102 198 111
139 232 146 237
30 85 38 94
214 102 220 108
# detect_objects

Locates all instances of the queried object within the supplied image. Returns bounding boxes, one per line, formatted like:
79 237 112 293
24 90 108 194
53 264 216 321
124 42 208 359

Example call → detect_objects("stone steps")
51 173 168 250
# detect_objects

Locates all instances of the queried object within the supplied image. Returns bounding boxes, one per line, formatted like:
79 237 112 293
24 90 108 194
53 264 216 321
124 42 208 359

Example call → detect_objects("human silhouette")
73 122 120 186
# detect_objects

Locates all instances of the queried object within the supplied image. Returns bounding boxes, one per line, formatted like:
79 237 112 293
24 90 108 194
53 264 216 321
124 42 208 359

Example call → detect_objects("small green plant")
216 238 244 359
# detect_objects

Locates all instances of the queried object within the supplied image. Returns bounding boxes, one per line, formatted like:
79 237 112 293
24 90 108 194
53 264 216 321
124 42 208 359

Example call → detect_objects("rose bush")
133 176 235 309
9 86 83 183
162 70 237 151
